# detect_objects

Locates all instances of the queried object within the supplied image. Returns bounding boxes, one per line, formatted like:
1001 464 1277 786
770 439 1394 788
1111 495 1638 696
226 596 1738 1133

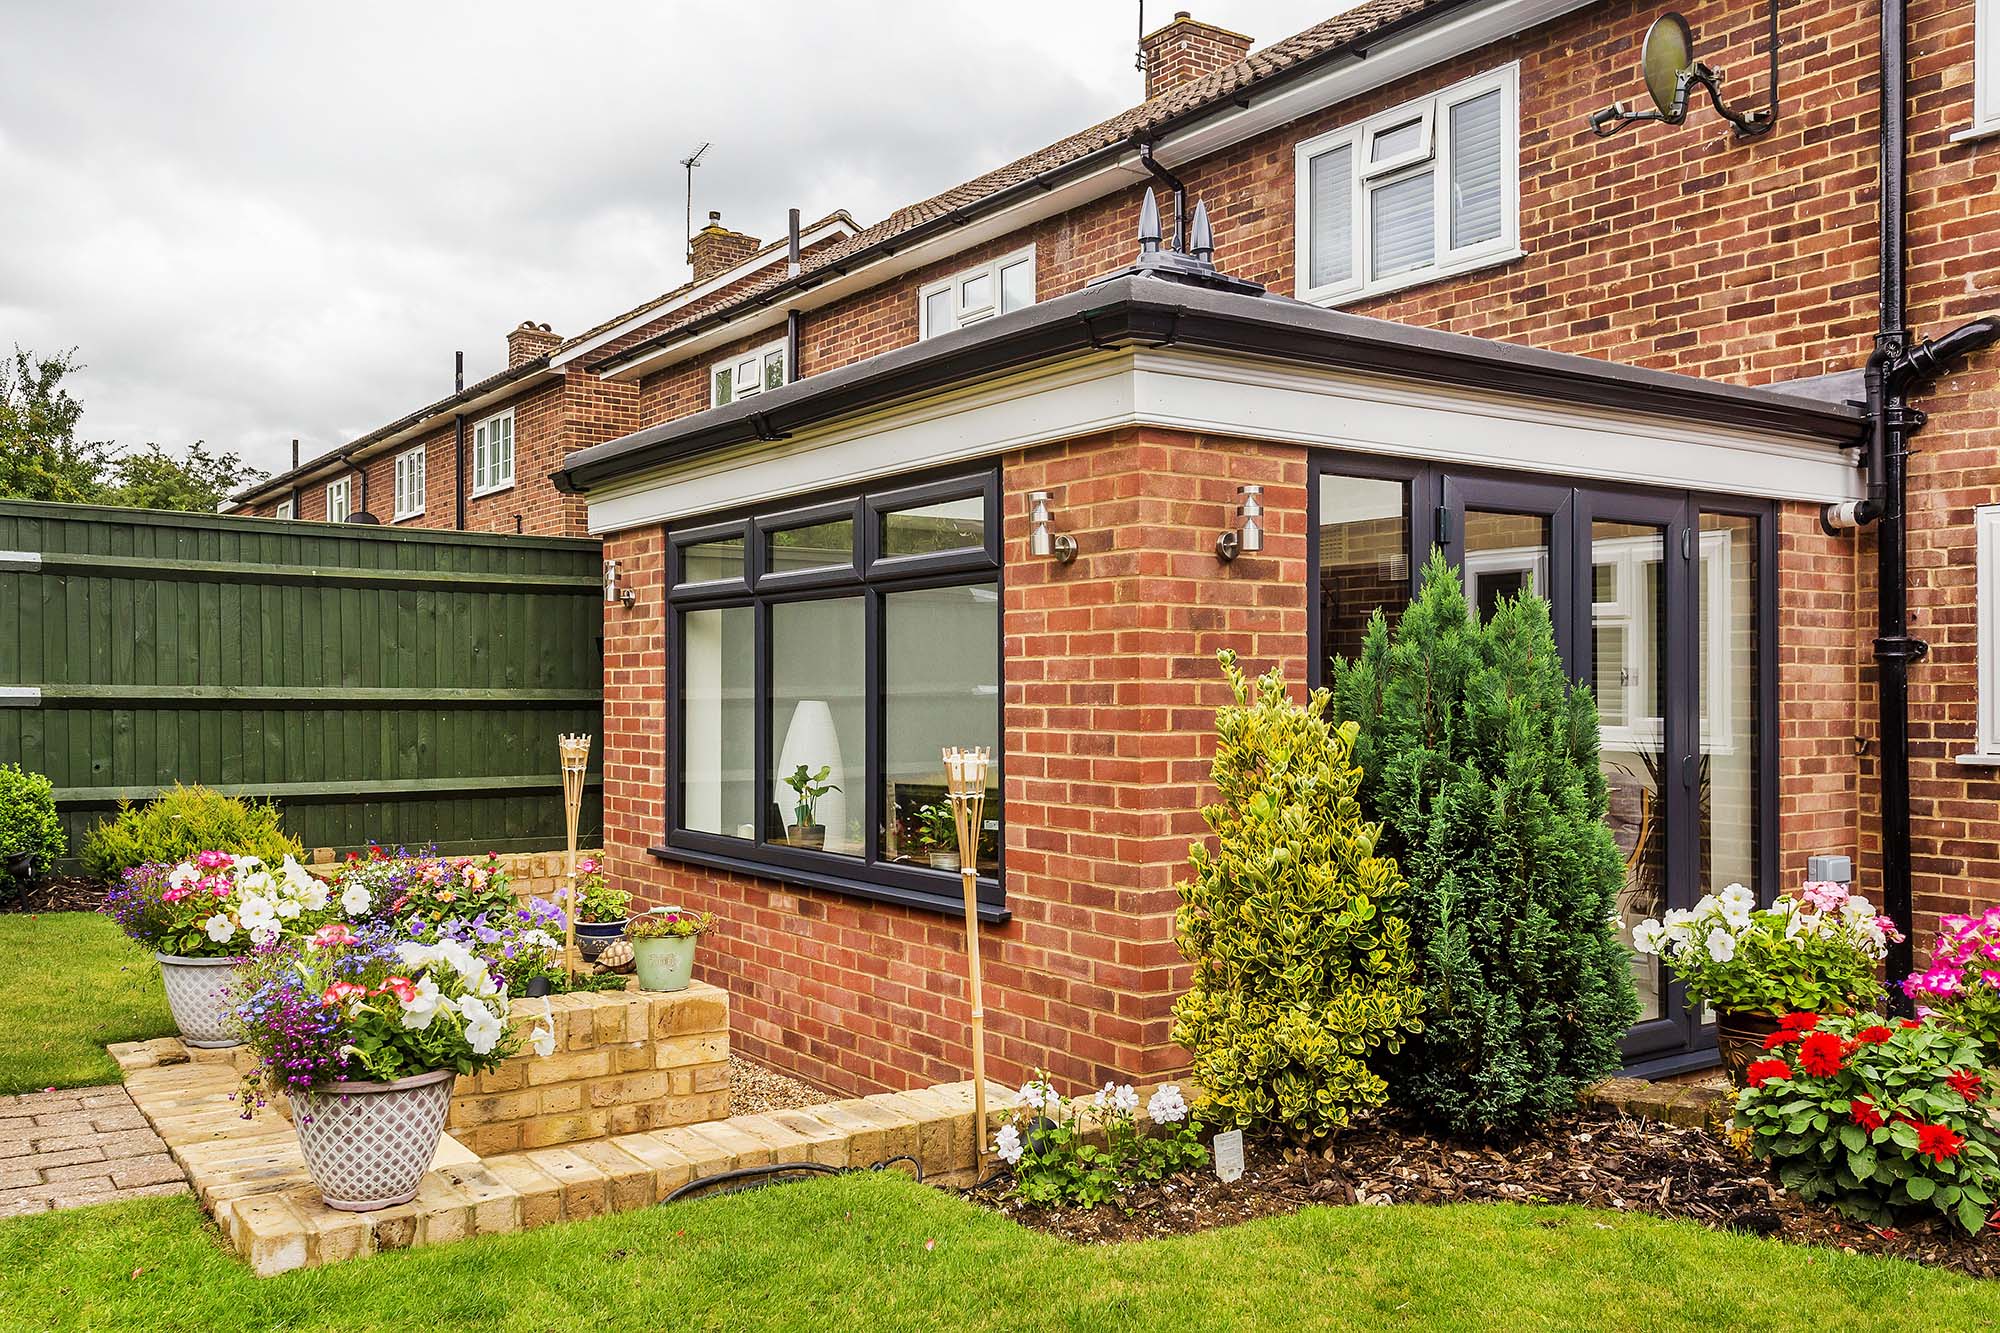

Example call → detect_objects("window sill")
1955 752 2000 767
393 510 425 523
1951 120 2000 145
647 842 1011 924
1302 247 1526 311
470 482 516 499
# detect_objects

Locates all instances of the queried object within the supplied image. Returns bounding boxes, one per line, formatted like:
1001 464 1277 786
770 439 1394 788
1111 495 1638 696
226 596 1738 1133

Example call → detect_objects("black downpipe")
1136 139 1186 252
453 351 467 531
786 309 802 385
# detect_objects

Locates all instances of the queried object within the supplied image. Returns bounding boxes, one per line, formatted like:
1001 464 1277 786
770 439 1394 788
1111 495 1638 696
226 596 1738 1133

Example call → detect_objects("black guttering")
584 0 1488 377
232 354 555 507
556 275 1865 494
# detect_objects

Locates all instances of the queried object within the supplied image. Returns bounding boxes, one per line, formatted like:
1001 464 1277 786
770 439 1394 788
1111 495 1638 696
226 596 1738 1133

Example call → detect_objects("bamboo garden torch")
559 733 593 986
943 745 992 1176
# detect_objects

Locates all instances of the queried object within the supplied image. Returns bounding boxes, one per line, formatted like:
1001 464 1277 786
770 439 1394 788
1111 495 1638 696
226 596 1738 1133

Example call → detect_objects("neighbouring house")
228 211 861 535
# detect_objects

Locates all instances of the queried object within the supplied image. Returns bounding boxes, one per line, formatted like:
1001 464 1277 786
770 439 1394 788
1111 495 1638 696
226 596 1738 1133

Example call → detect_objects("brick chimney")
689 211 762 282
1140 11 1252 100
506 320 559 368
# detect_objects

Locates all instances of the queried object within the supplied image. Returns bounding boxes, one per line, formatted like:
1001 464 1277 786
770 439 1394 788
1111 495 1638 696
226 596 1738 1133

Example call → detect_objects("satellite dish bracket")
1588 3 1780 140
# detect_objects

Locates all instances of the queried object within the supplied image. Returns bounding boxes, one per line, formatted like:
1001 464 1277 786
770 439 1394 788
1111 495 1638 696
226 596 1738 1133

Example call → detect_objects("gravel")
729 1055 830 1115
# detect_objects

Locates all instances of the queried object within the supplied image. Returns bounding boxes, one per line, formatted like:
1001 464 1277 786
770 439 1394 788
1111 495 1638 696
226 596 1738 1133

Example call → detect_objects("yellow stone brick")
520 1109 610 1148
866 1091 956 1172
765 1111 851 1167
538 1083 585 1115
284 1189 376 1266
450 1088 540 1127
475 1060 528 1094
834 1098 921 1163
607 1104 645 1137
896 1087 974 1170
587 1071 670 1108
430 1135 479 1170
615 1043 655 1073
656 1034 729 1073
653 1125 737 1179
527 1049 614 1087
677 1119 772 1168
651 986 729 1040
726 1114 821 1164
804 1102 888 1163
522 1147 609 1220
439 1163 522 1236
592 1001 628 1046
643 1090 729 1130
483 1154 564 1231
568 1140 656 1212
222 1194 310 1277
691 1062 730 1094
612 1132 697 1198
364 1200 421 1253
450 1123 523 1158
410 1176 475 1247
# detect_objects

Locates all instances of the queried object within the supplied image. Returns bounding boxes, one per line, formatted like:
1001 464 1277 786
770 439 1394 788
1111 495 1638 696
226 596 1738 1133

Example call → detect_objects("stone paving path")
0 1084 190 1217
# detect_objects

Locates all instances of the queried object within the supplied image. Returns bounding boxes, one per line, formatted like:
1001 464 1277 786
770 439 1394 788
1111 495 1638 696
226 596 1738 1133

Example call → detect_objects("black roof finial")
1086 186 1266 296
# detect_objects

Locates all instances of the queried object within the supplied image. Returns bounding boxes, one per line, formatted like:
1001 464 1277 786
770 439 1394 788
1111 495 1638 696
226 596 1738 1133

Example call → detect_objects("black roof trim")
556 276 1866 494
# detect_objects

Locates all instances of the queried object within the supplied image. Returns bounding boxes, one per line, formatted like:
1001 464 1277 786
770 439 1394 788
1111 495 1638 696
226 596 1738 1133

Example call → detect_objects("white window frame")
472 409 515 497
709 339 789 408
1962 0 2000 141
325 477 351 524
1293 64 1522 307
393 445 426 521
275 498 295 521
918 245 1037 340
1968 506 2000 762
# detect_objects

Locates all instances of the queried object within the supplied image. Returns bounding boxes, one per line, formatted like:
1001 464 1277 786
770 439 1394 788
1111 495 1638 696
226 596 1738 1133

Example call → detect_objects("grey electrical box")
1806 854 1854 885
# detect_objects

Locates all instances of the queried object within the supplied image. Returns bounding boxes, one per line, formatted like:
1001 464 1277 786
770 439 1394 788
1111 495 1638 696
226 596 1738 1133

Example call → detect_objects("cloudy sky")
1 1 1363 477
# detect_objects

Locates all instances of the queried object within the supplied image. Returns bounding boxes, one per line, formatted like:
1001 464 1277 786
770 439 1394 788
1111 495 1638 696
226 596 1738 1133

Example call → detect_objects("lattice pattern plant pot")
292 1068 456 1211
155 953 246 1049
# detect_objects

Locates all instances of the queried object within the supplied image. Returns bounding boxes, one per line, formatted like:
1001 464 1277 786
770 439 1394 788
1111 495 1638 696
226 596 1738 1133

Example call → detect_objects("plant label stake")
559 733 592 986
1212 1129 1245 1184
944 745 991 1176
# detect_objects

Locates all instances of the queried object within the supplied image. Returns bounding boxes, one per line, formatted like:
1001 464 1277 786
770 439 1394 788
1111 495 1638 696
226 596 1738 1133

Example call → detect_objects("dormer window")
711 339 788 408
919 247 1036 339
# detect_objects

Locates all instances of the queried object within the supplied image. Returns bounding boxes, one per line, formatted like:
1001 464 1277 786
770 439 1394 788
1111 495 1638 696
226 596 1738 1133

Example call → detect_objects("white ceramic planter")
154 953 246 1049
292 1068 456 1211
633 934 697 992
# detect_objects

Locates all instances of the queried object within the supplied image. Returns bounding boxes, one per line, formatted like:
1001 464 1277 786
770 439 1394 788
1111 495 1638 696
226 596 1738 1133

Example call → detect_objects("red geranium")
1779 1012 1821 1032
1746 1058 1793 1090
1798 1030 1846 1078
1850 1096 1885 1132
1948 1069 1986 1102
1915 1121 1966 1163
1855 1025 1895 1045
1898 1018 1924 1030
1762 1029 1795 1051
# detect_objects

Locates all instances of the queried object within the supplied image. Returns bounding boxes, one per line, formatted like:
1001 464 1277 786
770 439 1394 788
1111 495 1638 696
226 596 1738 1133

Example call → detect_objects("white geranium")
1015 1080 1058 1115
204 915 235 944
1146 1084 1189 1125
340 882 372 916
994 1123 1024 1167
1111 1084 1139 1117
1704 927 1737 964
458 995 503 1055
1630 919 1665 955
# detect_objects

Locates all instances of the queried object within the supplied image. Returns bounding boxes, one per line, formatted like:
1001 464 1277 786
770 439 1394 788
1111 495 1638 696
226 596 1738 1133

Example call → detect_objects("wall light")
603 558 637 608
1215 484 1264 562
1028 491 1076 564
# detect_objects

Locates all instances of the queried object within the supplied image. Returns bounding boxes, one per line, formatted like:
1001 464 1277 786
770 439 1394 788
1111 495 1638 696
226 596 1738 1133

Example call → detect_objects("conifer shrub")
1171 651 1424 1144
0 763 65 886
1333 551 1637 1135
80 784 300 881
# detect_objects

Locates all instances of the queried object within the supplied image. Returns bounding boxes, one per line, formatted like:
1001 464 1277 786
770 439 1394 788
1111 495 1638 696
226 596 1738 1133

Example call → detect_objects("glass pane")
1594 520 1668 1024
883 496 984 558
679 535 745 585
925 289 952 336
882 584 1000 875
767 517 853 574
1448 88 1504 248
1592 560 1618 605
1308 145 1354 288
1701 513 1759 900
999 260 1033 313
771 598 866 856
763 350 786 390
1371 117 1424 162
960 271 993 312
1317 473 1409 671
1462 510 1546 621
714 366 733 405
681 607 756 839
1370 169 1436 280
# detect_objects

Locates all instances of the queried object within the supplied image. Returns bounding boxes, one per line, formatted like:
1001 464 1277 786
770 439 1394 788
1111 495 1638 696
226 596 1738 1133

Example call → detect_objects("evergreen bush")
80 784 300 881
1333 551 1637 1135
1172 651 1424 1144
0 763 65 886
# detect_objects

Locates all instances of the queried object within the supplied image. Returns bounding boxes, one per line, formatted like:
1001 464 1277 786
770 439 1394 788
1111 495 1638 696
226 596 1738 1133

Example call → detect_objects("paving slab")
0 1084 188 1215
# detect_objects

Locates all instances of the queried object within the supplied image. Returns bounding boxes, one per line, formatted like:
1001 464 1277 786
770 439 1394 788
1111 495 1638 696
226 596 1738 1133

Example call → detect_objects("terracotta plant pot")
155 953 247 1049
1714 1008 1783 1084
785 825 826 850
292 1068 456 1211
573 918 628 961
633 934 698 992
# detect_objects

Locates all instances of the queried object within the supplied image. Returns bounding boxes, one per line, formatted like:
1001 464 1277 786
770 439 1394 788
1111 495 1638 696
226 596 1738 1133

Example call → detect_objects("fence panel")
0 500 603 862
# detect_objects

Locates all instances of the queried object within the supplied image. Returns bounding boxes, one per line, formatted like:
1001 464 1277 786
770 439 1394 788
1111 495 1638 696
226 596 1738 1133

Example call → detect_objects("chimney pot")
506 320 561 369
689 212 762 282
1139 11 1252 100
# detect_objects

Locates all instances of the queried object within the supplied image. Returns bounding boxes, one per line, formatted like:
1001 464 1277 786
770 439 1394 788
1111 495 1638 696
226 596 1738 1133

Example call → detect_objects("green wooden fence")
0 500 603 863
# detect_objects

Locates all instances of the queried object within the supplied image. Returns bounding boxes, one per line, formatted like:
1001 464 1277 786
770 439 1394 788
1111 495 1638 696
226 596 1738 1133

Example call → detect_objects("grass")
0 911 175 1094
0 1172 1994 1332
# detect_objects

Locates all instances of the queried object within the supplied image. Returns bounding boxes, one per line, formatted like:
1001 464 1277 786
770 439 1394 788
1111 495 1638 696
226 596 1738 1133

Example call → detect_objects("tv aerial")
1588 9 1779 139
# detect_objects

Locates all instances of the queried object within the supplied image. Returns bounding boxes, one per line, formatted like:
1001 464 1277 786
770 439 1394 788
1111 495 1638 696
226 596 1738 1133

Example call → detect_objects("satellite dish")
1641 13 1695 120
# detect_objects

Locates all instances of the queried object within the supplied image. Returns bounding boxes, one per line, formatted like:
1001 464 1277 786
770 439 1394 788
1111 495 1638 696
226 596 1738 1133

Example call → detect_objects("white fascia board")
552 216 859 370
584 347 1861 535
594 0 1598 385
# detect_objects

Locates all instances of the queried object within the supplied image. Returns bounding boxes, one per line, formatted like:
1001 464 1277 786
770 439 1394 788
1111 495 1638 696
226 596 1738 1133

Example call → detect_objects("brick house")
229 211 859 535
528 0 2000 1097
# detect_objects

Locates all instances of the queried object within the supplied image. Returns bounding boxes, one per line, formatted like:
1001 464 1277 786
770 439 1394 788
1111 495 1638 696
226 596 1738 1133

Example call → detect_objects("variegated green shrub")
1171 651 1424 1144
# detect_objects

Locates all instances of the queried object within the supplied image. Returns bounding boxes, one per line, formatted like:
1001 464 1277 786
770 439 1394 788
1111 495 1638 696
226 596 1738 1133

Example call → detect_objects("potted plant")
100 851 337 1048
914 800 959 871
234 924 554 1211
782 764 839 849
1631 881 1901 1082
1903 905 2000 1063
628 907 717 992
567 857 630 961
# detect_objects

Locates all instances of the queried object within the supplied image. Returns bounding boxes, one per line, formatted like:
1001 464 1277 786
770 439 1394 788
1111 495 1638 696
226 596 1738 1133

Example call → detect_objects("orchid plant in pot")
1631 881 1901 1082
627 907 716 992
234 922 555 1211
914 800 959 872
101 852 337 1048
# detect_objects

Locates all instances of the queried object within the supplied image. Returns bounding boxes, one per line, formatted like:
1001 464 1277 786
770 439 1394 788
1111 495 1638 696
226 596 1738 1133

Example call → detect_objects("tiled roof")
592 0 1445 369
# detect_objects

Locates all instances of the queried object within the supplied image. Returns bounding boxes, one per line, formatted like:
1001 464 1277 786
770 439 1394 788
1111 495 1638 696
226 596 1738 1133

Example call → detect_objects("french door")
1313 458 1773 1073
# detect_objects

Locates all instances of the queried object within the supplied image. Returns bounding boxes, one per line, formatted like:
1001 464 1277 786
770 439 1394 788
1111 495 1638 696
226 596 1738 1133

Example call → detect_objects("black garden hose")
660 1153 925 1205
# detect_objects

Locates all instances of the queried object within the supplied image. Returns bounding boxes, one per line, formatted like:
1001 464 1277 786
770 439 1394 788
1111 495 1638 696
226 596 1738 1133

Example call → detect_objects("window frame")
275 498 296 521
1293 63 1522 307
471 409 516 497
1965 0 2000 140
392 445 426 521
709 338 789 408
658 467 1007 921
1969 505 2000 761
918 245 1037 340
325 477 351 524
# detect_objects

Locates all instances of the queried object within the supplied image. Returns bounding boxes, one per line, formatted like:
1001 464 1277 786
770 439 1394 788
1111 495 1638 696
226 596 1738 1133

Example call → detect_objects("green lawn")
0 911 175 1094
0 1173 1992 1332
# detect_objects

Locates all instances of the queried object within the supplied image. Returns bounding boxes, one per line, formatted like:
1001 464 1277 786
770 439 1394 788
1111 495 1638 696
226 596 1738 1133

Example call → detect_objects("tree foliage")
1333 551 1637 1135
1172 650 1424 1144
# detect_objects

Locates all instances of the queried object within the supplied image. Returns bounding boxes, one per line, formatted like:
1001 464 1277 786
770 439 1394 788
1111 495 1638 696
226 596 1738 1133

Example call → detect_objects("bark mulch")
0 876 105 915
964 1107 2000 1279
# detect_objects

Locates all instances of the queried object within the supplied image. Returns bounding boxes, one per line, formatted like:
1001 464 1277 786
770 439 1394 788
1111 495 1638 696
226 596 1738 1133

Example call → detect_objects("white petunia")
1146 1084 1190 1125
340 883 372 916
204 915 235 944
168 862 200 892
399 977 448 1031
994 1123 1024 1166
240 870 274 896
1630 920 1666 955
529 1025 556 1058
1719 883 1755 928
458 996 503 1055
273 896 301 920
238 895 276 931
1704 927 1737 964
1660 909 1695 950
236 855 263 873
249 925 278 948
